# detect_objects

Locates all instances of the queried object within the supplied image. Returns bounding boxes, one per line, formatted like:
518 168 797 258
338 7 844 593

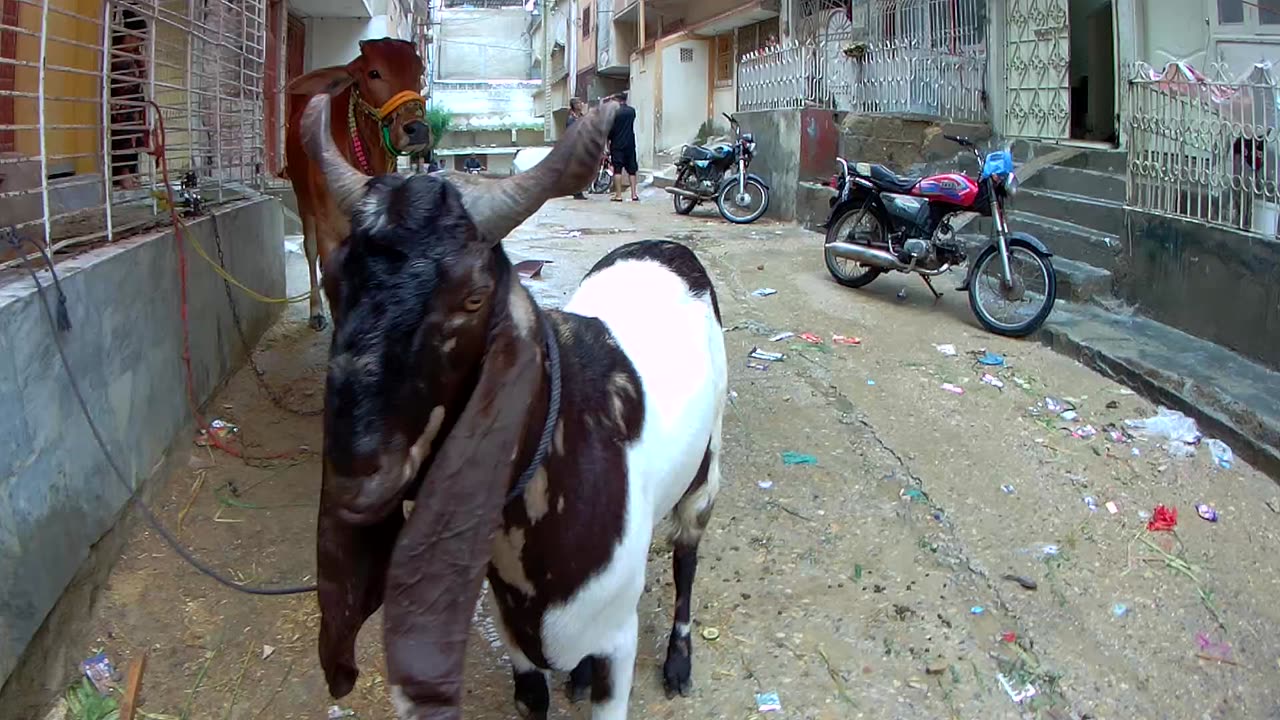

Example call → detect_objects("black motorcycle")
666 113 770 224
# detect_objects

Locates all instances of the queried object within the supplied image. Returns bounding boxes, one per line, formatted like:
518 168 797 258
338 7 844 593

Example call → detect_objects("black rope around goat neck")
505 307 563 505
7 229 317 596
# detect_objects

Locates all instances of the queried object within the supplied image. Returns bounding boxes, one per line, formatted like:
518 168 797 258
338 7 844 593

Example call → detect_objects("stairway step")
1021 165 1125 202
1013 187 1126 237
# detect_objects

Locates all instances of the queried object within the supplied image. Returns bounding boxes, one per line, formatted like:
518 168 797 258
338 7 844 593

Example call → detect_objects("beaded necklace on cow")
348 87 427 172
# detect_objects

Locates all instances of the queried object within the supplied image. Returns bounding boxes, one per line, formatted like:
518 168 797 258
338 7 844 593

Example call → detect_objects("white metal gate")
1004 0 1069 139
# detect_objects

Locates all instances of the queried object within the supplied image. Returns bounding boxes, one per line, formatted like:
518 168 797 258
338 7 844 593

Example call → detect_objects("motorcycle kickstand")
920 275 943 301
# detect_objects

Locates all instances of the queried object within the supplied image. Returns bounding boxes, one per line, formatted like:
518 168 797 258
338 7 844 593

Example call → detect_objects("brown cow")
284 38 429 331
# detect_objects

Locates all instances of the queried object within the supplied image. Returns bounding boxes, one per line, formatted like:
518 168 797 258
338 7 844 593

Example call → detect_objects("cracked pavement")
47 188 1280 720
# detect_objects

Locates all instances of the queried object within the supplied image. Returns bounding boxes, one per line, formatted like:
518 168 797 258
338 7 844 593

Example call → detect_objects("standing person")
109 8 149 189
607 92 639 202
566 98 588 200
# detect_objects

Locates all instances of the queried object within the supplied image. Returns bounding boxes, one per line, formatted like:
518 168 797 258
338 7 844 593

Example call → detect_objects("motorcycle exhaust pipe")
666 187 703 199
824 242 910 271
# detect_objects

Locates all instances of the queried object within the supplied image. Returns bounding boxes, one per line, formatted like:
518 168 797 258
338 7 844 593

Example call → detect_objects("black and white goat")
301 93 728 720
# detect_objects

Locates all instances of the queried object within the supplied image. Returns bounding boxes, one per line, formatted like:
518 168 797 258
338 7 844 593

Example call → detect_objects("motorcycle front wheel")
717 178 769 224
967 237 1058 337
590 168 612 194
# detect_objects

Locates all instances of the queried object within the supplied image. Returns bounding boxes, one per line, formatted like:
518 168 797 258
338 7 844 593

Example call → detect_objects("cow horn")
301 93 369 214
453 100 620 243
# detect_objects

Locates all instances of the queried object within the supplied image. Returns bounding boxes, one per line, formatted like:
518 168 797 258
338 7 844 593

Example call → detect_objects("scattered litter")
769 331 795 342
1002 574 1038 590
977 351 1006 367
1001 631 1018 643
799 332 824 344
756 691 782 712
1196 632 1233 661
749 347 785 362
934 343 958 356
1013 376 1032 390
1083 495 1098 512
1196 504 1219 523
1112 603 1130 619
940 383 965 395
900 487 927 503
80 653 116 694
1072 425 1098 440
565 230 583 238
1045 397 1066 413
1106 400 1121 410
1206 439 1234 469
1267 498 1280 514
926 660 950 675
746 361 770 371
513 259 551 279
1103 424 1132 443
981 373 1005 390
854 564 864 580
781 452 817 466
757 480 774 489
896 288 908 300
328 706 356 719
1132 447 1142 457
262 645 276 660
1147 504 1178 532
832 334 862 345
751 287 778 297
1125 407 1202 454
1137 509 1153 521
701 627 721 641
866 379 877 386
1039 544 1061 557
997 673 1038 704
197 418 239 446
970 606 985 615
1060 410 1079 422
1105 501 1119 515
1001 484 1016 494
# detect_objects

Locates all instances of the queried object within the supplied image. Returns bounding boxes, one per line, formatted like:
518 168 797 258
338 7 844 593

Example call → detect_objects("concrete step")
1011 187 1126 237
1012 140 1128 175
1039 301 1280 479
1021 165 1125 202
957 233 1114 304
971 210 1124 272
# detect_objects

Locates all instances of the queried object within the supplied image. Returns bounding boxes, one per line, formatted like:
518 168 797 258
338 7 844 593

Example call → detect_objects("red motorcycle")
820 136 1057 337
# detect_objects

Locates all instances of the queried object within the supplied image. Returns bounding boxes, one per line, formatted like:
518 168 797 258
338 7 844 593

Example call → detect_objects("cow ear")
381 283 546 713
285 65 355 96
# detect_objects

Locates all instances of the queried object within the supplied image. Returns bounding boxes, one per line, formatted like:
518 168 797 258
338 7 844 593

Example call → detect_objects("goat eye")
463 294 485 312
368 70 381 79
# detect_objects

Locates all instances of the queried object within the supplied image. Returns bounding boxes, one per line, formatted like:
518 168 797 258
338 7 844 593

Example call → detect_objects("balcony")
288 0 374 17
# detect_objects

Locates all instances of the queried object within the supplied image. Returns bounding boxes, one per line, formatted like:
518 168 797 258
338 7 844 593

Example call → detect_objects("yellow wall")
14 0 104 175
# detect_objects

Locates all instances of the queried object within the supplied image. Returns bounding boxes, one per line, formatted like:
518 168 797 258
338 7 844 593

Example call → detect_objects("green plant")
65 678 119 720
693 119 727 146
425 104 453 149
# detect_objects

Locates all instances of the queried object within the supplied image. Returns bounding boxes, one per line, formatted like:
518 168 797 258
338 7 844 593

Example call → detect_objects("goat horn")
301 93 369 214
452 100 620 243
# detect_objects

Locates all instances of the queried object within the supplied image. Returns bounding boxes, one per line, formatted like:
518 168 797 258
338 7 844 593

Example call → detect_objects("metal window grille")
740 0 986 123
0 0 267 270
1128 61 1280 236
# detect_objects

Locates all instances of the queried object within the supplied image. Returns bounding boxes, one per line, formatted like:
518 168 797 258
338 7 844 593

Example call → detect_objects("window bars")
0 0 268 269
1128 61 1280 236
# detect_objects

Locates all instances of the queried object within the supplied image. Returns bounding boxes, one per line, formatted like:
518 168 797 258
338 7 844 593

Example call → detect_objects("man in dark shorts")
607 92 640 202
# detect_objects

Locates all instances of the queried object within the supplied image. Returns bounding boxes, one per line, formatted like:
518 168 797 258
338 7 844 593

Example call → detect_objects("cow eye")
463 294 486 312
368 70 381 79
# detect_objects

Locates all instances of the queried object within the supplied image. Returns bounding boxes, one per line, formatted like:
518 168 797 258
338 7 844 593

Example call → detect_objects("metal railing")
738 0 987 122
1128 62 1280 236
1 0 268 269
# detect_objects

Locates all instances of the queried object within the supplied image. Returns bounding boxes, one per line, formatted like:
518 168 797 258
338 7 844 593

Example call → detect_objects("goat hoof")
513 701 548 720
325 665 359 699
566 656 594 703
565 679 590 704
662 656 692 699
309 313 328 331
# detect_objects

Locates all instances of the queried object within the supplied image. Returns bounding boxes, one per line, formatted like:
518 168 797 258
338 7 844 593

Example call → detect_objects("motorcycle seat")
853 162 921 193
682 145 715 161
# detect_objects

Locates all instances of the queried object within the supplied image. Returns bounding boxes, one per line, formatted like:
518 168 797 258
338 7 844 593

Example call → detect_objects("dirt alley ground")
50 185 1280 720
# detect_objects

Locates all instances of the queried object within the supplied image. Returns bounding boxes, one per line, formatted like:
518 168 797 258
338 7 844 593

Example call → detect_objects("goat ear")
381 284 545 713
285 65 355 96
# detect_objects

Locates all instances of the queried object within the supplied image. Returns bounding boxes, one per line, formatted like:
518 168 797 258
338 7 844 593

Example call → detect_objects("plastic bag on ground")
1124 407 1202 454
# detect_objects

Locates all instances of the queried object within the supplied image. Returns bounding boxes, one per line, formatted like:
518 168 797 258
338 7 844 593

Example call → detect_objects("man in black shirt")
463 153 484 172
607 92 640 202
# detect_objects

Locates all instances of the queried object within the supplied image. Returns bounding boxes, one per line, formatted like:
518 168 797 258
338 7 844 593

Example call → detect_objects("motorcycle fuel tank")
883 193 930 230
912 173 980 207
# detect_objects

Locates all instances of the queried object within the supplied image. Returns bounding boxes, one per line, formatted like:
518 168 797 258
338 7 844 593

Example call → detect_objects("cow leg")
589 613 638 720
664 431 721 699
301 211 326 331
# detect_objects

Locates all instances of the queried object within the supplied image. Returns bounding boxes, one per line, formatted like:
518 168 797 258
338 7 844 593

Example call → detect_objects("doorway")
1067 0 1116 144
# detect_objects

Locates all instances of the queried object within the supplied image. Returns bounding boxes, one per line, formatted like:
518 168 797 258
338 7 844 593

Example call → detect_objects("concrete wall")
732 108 800 220
1121 209 1280 370
630 48 659 167
1134 0 1206 66
438 7 533 80
712 85 736 121
838 114 992 177
659 38 711 151
0 197 285 693
305 16 392 70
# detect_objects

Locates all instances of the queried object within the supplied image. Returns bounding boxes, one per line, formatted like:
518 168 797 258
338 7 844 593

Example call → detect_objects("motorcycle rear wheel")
966 238 1057 337
823 205 886 288
673 192 698 214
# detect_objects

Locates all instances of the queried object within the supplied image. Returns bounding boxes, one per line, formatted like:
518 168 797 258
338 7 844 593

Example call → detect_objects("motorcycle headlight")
747 141 757 155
